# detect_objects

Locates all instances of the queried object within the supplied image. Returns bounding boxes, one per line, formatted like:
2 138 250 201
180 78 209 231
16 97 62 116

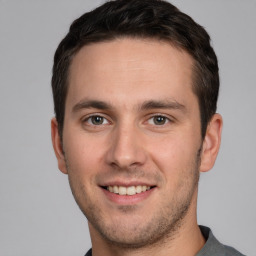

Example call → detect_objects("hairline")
60 35 207 139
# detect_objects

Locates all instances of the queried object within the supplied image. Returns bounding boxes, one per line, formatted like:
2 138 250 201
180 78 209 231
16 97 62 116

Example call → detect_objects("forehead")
67 38 195 110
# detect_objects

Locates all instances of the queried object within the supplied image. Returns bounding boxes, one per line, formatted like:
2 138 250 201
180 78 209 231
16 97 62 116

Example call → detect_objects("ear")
200 113 223 173
51 118 68 174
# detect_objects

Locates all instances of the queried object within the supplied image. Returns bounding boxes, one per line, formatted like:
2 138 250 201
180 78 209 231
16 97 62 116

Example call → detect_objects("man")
51 0 244 255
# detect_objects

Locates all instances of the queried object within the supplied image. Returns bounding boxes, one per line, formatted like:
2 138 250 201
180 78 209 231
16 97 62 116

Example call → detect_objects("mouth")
101 185 156 196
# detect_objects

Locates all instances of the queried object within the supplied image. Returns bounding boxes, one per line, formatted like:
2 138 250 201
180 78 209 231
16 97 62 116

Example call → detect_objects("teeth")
113 186 119 194
127 186 136 195
119 186 127 195
107 185 151 195
136 185 142 193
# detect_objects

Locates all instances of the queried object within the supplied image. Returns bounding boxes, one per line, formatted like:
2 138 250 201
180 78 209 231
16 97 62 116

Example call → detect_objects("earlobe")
200 113 223 173
51 118 68 174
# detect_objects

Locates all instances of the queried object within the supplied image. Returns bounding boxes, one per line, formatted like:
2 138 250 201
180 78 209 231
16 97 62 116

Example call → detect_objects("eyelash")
82 114 173 127
147 115 171 126
83 115 110 126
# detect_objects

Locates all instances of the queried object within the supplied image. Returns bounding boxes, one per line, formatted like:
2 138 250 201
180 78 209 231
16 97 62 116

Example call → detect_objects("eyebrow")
72 100 111 113
139 99 186 112
72 98 186 113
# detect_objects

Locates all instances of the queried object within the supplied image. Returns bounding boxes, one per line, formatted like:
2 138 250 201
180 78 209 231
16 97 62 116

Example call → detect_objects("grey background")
0 0 255 255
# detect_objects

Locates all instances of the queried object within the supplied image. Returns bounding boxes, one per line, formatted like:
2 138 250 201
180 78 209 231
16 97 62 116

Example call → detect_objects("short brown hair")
52 0 219 139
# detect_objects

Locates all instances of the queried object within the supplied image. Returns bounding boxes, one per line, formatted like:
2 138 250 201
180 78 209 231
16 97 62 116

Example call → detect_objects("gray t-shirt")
84 226 245 256
197 226 245 256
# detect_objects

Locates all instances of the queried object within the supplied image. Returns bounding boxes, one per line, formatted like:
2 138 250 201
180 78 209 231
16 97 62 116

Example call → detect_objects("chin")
87 199 192 250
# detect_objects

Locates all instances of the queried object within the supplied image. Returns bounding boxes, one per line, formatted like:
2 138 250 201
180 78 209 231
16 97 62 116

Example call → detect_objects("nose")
106 124 147 169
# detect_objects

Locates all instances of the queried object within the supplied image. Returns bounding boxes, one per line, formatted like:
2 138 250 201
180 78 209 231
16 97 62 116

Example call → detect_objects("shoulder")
223 245 246 256
198 226 246 256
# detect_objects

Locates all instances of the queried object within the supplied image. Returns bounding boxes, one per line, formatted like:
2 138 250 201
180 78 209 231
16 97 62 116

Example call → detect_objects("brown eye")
87 116 108 125
91 116 104 125
153 116 167 125
148 115 169 125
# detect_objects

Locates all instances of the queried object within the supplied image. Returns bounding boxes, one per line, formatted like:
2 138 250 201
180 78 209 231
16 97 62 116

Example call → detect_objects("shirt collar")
196 225 226 256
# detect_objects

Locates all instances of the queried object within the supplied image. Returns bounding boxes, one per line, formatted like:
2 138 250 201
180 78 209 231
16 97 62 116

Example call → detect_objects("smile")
105 185 152 196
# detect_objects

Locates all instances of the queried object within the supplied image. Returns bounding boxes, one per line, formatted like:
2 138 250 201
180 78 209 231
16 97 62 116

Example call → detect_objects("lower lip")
101 187 156 205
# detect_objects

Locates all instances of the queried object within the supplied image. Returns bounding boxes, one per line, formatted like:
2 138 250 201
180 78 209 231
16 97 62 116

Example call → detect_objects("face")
52 38 221 248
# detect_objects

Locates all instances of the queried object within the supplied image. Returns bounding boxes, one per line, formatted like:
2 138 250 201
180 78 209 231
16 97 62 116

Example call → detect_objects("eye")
148 115 169 125
85 115 109 125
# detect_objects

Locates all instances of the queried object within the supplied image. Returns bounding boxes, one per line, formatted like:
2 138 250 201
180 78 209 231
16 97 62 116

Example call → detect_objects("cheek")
147 132 200 176
63 131 106 177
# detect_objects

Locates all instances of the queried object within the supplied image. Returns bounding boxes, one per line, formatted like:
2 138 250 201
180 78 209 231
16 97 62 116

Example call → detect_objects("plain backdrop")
0 1 255 255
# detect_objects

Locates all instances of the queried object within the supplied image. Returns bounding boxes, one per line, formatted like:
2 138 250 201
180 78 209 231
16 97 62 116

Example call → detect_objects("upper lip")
99 180 156 187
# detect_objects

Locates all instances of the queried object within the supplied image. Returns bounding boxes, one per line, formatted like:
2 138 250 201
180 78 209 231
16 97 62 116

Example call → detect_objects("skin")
52 38 222 256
